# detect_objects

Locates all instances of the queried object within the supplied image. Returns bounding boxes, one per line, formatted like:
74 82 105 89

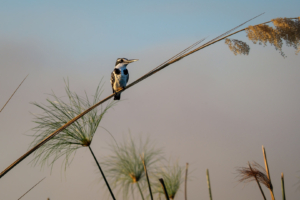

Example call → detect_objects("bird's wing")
126 73 129 84
110 72 115 93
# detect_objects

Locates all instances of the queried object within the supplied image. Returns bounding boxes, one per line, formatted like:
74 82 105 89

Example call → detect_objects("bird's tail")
114 93 121 100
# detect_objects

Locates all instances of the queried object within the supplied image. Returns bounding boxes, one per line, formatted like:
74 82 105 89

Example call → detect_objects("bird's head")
115 58 138 68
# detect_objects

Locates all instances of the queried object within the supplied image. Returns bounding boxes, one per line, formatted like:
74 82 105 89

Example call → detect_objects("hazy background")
1 0 300 199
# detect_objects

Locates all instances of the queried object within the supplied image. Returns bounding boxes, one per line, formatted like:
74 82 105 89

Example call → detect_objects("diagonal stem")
1 16 298 179
88 146 116 200
159 178 170 200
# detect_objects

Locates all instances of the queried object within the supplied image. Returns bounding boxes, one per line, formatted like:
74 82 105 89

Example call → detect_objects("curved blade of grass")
1 14 281 179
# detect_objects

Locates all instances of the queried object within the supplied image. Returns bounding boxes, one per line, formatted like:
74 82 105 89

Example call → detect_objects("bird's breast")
113 69 128 90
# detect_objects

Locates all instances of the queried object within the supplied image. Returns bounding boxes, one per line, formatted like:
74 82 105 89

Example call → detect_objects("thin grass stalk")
159 178 170 200
248 162 266 200
88 146 116 200
3 16 298 179
185 163 189 200
18 177 45 200
281 173 286 200
206 169 213 200
262 146 275 200
141 155 153 200
0 74 28 113
136 181 145 200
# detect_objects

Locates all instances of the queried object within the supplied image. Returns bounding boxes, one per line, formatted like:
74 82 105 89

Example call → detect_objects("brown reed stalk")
18 177 45 200
262 146 275 200
3 15 298 179
159 178 170 200
141 154 153 200
0 74 28 113
185 163 189 200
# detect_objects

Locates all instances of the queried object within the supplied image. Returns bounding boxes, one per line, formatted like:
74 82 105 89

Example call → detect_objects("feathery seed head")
101 133 163 199
245 17 300 57
30 79 117 171
225 38 250 55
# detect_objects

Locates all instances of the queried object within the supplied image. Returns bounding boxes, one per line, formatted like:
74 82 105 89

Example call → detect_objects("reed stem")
185 163 189 200
262 146 275 200
159 178 170 200
137 181 145 200
88 146 116 200
248 162 266 200
141 155 153 200
206 169 213 200
281 173 286 200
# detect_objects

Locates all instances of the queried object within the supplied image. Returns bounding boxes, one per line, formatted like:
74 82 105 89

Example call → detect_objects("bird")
110 58 138 100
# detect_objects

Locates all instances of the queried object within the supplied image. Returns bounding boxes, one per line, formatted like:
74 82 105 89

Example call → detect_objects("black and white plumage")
110 58 138 100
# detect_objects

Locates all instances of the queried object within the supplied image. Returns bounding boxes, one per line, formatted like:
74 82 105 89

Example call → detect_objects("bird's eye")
120 59 123 63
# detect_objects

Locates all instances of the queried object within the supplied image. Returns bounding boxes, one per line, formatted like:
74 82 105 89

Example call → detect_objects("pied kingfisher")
110 58 138 100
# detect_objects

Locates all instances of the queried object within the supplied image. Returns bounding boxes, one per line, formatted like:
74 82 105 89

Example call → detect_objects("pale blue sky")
1 1 300 200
